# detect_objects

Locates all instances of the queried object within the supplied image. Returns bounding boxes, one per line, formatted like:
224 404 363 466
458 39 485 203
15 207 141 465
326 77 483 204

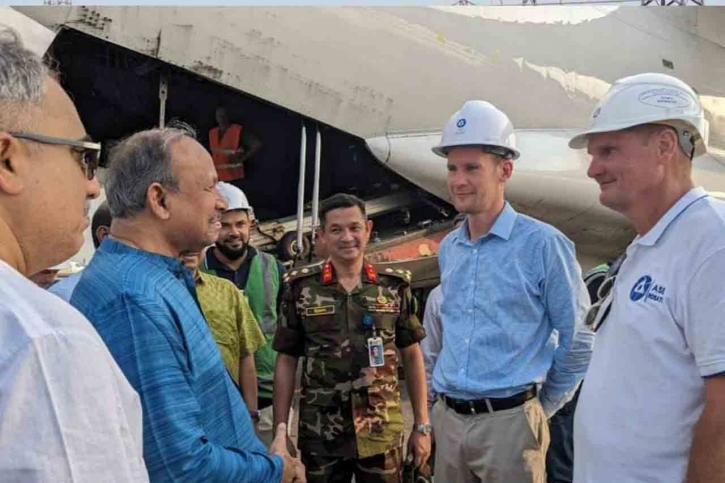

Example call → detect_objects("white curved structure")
366 130 725 264
14 5 725 264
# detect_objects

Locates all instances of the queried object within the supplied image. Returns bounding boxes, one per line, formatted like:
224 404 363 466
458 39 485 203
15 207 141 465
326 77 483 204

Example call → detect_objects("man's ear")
365 219 374 240
657 128 679 164
147 182 172 220
95 225 110 244
500 159 514 182
0 133 27 195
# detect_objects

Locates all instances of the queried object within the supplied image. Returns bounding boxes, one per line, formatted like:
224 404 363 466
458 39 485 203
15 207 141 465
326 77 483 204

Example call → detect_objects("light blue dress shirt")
432 202 592 415
71 239 283 483
49 271 82 302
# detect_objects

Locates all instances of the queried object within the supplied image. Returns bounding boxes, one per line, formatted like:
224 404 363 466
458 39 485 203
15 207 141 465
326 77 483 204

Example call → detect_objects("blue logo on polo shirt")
630 275 666 303
457 118 466 128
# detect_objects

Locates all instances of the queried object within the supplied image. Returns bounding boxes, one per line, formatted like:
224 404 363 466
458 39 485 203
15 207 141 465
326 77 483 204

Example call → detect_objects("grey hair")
0 27 49 131
105 125 197 219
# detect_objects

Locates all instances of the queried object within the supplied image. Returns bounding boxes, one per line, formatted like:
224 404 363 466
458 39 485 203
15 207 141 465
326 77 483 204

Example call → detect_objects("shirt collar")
195 269 210 284
634 187 709 247
320 260 378 285
454 201 518 244
100 238 186 274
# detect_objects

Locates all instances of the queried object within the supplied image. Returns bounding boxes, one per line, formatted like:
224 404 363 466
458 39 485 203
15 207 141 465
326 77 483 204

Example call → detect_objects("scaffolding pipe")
311 127 322 248
158 75 168 128
296 124 307 255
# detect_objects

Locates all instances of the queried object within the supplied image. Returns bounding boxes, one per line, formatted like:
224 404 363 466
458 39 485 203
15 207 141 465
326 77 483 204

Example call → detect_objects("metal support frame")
642 0 704 4
296 124 307 256
310 127 322 253
158 75 168 128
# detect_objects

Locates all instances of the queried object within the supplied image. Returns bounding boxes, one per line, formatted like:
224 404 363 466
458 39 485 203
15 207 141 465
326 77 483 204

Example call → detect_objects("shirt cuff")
539 382 580 418
270 454 285 483
272 327 304 357
395 327 427 348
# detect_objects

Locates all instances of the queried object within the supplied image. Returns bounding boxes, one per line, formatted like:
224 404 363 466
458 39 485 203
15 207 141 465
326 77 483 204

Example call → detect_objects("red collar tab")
364 263 378 283
321 262 335 284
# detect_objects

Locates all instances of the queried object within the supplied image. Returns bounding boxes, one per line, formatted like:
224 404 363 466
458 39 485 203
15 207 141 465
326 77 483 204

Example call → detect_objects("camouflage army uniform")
273 261 426 483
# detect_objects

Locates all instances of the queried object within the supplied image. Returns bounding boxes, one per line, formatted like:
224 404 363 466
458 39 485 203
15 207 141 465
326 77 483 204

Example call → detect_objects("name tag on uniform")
305 305 335 317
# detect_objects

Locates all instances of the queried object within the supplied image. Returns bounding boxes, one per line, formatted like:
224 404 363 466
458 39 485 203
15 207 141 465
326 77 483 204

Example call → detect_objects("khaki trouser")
256 405 275 447
432 397 550 483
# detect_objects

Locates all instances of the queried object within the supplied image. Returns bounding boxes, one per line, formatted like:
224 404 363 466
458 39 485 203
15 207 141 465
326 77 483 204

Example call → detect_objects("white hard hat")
432 100 520 160
217 182 252 212
569 73 708 158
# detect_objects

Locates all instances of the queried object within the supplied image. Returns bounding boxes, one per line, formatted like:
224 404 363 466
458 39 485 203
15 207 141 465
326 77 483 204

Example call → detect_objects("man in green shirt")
181 250 266 421
201 182 286 444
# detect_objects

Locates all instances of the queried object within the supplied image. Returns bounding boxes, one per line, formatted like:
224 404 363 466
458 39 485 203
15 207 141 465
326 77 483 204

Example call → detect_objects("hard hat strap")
482 145 516 160
676 128 697 160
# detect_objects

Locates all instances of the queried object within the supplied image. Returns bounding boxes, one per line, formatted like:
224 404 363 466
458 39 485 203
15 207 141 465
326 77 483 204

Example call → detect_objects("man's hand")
407 430 431 469
269 423 306 483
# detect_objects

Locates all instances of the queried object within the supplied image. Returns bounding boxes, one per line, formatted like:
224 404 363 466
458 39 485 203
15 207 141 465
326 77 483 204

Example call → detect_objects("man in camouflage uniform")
273 193 431 483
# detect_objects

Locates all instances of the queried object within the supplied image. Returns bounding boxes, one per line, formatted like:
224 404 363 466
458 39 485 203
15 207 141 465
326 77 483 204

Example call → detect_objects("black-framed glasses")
583 253 627 332
10 132 101 180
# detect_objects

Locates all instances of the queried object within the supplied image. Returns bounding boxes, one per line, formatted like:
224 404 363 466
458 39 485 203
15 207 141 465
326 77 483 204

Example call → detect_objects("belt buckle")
468 401 476 415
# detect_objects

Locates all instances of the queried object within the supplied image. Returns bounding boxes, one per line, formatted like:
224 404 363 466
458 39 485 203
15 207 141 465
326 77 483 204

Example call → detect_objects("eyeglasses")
10 132 101 180
583 253 627 332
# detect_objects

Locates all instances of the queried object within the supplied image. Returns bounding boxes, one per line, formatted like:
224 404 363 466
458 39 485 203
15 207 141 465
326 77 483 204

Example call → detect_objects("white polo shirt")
574 187 725 483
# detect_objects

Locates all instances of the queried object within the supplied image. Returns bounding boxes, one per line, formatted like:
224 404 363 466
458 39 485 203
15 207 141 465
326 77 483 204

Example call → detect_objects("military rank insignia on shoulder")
376 264 413 284
282 261 324 285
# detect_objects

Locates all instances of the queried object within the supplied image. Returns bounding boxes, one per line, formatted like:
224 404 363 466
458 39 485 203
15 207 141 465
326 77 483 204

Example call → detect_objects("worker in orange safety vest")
209 106 262 182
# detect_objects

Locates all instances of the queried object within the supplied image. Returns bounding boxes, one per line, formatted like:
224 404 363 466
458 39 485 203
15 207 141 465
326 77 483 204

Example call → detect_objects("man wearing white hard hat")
430 101 591 483
203 181 286 444
570 73 725 483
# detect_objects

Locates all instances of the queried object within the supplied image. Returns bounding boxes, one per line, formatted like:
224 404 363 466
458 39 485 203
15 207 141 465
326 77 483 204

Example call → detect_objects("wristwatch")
413 423 432 435
250 410 260 421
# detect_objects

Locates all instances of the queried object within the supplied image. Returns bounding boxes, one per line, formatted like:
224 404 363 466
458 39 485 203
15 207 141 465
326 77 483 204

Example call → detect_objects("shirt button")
464 338 469 344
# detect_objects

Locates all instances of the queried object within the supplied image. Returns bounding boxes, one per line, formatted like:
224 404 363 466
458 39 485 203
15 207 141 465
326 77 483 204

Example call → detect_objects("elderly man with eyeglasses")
0 28 148 481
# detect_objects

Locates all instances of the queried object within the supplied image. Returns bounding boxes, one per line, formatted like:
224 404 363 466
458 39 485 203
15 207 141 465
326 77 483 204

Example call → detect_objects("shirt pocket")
302 311 344 358
359 308 398 344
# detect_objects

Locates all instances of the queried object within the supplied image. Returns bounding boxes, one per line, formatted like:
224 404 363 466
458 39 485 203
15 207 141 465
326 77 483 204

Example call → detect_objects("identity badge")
368 337 385 367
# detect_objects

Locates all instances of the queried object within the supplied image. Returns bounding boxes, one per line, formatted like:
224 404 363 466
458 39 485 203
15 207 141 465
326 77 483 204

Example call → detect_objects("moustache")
337 243 359 249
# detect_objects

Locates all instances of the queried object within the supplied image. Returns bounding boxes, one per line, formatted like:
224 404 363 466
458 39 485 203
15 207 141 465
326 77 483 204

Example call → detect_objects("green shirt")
195 271 266 385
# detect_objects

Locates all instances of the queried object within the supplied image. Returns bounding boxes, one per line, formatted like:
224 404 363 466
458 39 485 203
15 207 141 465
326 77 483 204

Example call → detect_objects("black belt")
443 387 537 415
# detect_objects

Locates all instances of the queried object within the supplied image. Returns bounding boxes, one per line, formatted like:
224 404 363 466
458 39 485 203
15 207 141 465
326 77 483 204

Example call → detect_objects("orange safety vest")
209 124 244 181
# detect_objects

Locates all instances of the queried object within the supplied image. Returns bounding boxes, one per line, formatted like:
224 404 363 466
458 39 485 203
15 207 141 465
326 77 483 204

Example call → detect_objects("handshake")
269 423 306 483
